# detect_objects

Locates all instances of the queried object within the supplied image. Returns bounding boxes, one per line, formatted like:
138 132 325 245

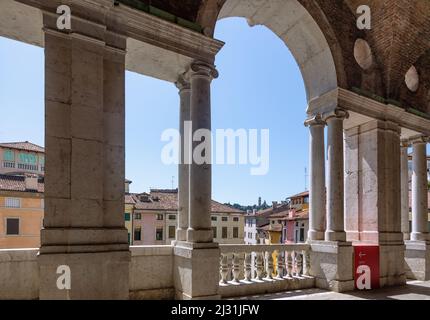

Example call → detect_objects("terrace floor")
230 281 430 300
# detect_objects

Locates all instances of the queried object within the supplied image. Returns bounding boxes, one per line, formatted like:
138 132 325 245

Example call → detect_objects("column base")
176 229 187 242
308 230 325 241
411 232 429 242
309 240 354 293
187 228 213 243
405 240 430 281
38 250 130 300
173 241 220 300
325 231 347 242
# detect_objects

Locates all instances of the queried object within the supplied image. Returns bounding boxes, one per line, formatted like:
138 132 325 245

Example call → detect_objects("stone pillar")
173 61 220 300
39 10 129 299
344 120 405 287
187 61 218 244
400 141 411 240
325 109 348 242
410 137 429 242
305 114 326 241
176 74 191 242
405 136 430 281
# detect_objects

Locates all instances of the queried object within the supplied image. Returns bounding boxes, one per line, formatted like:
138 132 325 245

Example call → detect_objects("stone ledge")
130 288 174 300
130 245 173 257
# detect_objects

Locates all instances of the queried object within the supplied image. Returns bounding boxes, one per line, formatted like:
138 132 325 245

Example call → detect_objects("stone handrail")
219 243 311 283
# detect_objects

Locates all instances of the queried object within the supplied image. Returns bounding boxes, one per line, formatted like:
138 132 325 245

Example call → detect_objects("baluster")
219 254 229 284
302 249 310 276
276 250 285 278
265 251 274 279
255 252 264 280
232 253 240 283
286 250 293 278
295 251 303 276
244 253 252 281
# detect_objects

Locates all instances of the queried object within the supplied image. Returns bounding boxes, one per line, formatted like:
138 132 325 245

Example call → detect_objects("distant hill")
223 201 270 213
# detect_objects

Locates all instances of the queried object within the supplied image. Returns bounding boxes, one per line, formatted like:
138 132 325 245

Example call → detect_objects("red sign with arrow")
354 245 380 290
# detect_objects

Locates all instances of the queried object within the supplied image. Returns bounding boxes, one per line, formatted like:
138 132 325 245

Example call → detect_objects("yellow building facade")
0 186 44 249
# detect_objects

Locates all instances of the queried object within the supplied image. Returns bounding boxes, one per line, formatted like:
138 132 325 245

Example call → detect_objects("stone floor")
231 281 430 300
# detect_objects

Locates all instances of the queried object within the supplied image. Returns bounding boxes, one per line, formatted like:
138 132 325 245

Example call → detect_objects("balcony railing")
2 161 15 168
218 244 315 298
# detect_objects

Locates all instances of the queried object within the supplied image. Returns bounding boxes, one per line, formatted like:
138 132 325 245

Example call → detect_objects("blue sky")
0 17 311 205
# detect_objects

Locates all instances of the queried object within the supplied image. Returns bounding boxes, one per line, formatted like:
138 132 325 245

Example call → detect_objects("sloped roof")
134 189 244 214
255 203 289 218
0 141 45 153
270 209 290 218
125 194 136 204
287 190 309 199
0 174 44 193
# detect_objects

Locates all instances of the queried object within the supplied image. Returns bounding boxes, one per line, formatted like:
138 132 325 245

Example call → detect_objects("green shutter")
19 152 37 164
124 213 130 221
3 150 14 161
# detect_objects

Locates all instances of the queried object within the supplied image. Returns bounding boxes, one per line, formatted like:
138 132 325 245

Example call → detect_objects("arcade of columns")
1 0 429 299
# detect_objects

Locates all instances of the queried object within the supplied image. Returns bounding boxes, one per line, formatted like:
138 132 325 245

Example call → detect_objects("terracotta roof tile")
125 194 136 204
0 174 44 193
134 189 244 214
287 190 309 199
0 141 44 153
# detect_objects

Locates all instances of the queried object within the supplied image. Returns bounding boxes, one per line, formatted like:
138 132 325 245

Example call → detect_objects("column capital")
304 114 325 127
410 135 430 145
190 61 219 80
175 73 191 92
400 139 411 148
323 108 349 122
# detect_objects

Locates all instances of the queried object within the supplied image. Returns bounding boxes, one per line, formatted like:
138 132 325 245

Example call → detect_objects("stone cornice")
309 87 430 137
337 88 430 137
18 0 224 63
116 3 225 63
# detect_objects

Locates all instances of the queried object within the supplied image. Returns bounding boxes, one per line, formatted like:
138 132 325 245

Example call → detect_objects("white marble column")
187 61 218 243
176 74 191 242
305 114 326 241
400 140 411 240
411 137 429 241
325 109 349 242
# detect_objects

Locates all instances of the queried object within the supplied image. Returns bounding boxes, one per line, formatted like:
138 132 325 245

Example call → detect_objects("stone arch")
213 0 339 105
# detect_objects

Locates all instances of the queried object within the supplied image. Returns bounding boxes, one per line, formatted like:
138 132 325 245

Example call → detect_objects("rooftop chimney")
25 174 38 191
272 201 278 209
125 179 132 194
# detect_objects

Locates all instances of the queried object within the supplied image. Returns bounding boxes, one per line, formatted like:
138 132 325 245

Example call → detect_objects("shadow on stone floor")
226 288 329 300
342 282 430 300
227 281 430 300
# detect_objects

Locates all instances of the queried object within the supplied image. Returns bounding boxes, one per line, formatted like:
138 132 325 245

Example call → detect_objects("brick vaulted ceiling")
127 0 430 114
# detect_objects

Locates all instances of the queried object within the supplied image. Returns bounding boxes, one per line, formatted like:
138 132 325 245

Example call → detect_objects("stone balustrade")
0 245 316 300
218 244 315 298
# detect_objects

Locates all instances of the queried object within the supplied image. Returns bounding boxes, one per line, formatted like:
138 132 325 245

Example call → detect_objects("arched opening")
217 0 338 105
212 17 309 240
